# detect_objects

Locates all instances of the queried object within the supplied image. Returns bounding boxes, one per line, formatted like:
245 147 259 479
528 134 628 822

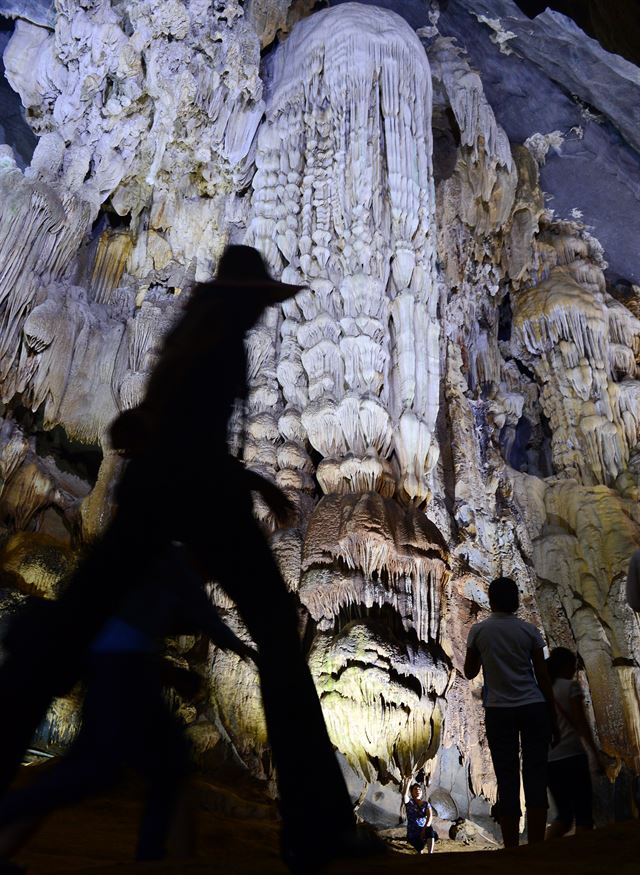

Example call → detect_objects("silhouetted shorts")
407 826 437 852
548 753 593 828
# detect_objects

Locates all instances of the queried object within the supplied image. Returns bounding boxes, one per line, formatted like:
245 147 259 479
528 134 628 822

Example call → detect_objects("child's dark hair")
488 577 519 613
546 646 577 681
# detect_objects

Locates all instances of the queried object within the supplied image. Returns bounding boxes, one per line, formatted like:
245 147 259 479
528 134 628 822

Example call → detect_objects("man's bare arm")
464 646 481 679
531 646 559 745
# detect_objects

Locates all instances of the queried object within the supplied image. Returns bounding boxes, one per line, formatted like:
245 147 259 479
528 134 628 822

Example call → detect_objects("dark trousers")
548 754 593 829
485 702 551 818
0 654 188 859
407 825 436 853
0 454 355 848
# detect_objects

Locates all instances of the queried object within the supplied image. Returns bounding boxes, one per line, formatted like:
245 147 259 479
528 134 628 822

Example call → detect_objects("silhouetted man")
0 246 358 872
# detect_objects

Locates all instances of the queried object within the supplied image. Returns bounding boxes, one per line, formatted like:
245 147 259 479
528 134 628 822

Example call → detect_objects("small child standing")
405 783 436 854
546 647 607 839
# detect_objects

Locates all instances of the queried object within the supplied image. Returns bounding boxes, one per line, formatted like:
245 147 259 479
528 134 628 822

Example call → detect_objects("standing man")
464 577 557 848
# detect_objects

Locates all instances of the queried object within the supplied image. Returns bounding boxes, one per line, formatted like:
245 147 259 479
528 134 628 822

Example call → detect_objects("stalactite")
247 3 439 506
512 244 640 485
309 626 448 782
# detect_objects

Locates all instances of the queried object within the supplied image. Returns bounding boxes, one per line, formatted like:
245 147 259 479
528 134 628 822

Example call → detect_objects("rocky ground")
8 766 639 874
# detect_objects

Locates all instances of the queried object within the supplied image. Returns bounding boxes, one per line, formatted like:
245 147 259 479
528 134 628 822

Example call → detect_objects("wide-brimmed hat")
212 245 306 303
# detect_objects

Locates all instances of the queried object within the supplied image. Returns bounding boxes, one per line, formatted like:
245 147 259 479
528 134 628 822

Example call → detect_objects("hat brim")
210 278 306 303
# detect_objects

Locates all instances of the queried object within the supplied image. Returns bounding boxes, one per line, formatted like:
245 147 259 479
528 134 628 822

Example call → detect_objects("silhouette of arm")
531 645 559 745
200 608 258 664
169 546 259 663
188 584 258 663
464 646 481 679
245 468 295 525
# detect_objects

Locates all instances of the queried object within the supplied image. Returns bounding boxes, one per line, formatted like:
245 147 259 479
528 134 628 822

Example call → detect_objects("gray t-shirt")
467 613 546 708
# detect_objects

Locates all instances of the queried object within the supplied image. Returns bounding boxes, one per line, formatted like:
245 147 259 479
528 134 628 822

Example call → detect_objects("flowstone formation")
0 0 640 828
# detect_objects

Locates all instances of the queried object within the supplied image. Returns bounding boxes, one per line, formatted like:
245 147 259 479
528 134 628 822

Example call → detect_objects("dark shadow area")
433 106 460 184
0 19 38 169
0 246 367 872
498 293 512 343
8 404 102 485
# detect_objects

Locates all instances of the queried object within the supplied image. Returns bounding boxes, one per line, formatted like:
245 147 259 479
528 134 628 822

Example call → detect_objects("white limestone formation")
246 3 439 507
427 33 513 172
512 224 640 486
0 0 265 451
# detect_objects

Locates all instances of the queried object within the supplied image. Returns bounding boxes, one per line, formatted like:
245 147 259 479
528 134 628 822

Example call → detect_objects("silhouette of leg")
0 457 172 793
547 757 574 838
186 490 356 862
0 662 55 799
131 661 191 861
0 596 73 798
485 707 521 848
520 703 551 844
0 653 139 852
526 807 547 844
572 754 594 831
0 652 188 864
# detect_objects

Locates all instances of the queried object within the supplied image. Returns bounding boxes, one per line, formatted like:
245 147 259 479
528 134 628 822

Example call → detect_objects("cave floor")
11 770 640 874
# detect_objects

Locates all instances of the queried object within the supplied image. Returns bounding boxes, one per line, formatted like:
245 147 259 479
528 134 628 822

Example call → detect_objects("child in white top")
545 647 607 839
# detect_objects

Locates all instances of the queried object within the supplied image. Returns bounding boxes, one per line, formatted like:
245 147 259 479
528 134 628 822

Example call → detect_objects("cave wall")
0 0 639 824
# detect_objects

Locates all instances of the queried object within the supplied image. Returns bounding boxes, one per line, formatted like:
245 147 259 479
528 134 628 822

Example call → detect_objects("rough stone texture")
436 0 640 286
0 0 54 27
456 0 640 156
245 0 315 48
246 3 440 508
0 0 639 829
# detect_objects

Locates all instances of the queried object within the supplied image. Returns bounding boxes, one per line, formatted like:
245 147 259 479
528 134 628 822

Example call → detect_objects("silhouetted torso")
140 287 262 456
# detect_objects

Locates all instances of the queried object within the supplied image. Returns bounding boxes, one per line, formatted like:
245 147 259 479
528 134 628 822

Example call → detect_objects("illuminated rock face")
301 493 450 783
1 0 640 824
